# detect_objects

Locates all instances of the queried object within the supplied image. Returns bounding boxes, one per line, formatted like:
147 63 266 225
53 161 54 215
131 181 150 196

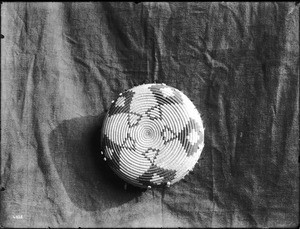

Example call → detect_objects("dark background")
1 2 299 227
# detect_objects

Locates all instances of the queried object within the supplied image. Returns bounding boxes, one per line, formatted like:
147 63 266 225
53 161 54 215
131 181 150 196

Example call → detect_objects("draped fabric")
1 2 299 227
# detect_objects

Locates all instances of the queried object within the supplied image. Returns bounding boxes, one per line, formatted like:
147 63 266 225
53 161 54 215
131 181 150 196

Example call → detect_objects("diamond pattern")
161 126 177 144
145 104 162 121
128 112 142 127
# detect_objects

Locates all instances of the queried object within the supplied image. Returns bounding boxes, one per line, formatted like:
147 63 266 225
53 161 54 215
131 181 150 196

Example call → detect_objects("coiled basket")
101 83 204 188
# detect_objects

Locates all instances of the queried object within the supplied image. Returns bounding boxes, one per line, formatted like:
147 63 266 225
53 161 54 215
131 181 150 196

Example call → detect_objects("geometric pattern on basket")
101 83 205 188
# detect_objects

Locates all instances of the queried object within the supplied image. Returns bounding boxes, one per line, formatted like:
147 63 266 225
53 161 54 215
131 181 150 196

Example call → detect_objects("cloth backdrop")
1 2 299 228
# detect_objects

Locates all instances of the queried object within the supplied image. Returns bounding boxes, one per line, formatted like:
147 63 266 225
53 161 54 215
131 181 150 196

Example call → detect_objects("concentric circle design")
101 83 205 188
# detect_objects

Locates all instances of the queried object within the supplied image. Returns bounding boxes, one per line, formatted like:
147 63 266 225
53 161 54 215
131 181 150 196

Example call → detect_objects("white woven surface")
101 83 205 188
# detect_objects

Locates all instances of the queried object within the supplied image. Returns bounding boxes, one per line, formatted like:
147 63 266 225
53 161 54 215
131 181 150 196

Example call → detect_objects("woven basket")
101 83 204 188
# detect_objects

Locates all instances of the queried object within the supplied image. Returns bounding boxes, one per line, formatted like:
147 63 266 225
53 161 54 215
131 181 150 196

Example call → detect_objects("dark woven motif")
101 84 205 188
